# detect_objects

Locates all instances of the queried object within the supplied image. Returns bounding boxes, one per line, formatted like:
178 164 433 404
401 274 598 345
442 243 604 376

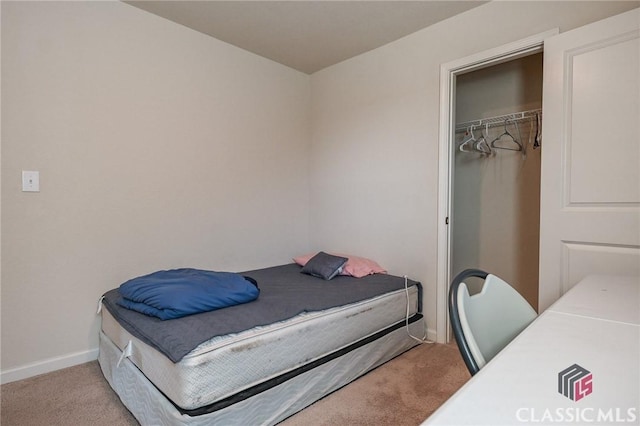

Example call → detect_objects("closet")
451 53 543 310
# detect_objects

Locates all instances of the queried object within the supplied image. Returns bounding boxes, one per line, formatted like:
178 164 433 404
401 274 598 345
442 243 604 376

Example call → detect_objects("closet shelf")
455 109 541 132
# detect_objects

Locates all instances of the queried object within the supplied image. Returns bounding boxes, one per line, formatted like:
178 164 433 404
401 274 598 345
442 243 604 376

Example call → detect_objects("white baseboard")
427 328 437 343
1 348 99 384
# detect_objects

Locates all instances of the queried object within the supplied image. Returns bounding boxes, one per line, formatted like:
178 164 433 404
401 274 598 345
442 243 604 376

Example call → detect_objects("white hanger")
474 123 493 155
490 119 523 151
459 125 477 152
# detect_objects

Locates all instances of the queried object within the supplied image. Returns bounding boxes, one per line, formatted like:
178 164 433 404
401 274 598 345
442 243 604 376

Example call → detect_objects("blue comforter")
117 268 259 320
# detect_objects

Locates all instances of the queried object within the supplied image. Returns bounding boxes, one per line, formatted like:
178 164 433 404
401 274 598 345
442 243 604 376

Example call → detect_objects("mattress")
101 277 422 412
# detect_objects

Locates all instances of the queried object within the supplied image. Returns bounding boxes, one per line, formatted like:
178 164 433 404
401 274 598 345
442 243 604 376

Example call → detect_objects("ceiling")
124 1 486 74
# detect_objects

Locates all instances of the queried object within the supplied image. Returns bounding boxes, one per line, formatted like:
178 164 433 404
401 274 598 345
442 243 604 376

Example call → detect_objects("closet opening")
452 53 543 310
435 30 557 343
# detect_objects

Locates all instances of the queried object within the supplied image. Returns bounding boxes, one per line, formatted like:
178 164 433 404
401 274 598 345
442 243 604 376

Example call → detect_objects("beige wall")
1 0 637 381
455 54 544 123
1 1 310 379
309 1 637 340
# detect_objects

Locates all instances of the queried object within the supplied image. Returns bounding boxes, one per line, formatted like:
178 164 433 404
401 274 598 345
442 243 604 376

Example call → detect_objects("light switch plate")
22 170 40 192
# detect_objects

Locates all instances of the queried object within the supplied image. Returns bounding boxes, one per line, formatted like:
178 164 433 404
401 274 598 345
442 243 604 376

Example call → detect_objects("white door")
539 8 640 311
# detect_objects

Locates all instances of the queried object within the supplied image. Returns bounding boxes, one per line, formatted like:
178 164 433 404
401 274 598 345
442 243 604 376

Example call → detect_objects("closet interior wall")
452 53 543 310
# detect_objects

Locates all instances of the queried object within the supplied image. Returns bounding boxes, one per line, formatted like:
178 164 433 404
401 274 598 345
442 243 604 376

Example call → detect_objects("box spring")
99 317 424 425
101 283 422 412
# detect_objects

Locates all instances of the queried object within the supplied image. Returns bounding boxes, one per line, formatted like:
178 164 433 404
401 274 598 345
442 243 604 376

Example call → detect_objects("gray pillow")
300 252 348 280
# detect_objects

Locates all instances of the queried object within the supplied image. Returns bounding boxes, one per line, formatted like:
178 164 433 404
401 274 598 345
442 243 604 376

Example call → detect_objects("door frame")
435 29 558 343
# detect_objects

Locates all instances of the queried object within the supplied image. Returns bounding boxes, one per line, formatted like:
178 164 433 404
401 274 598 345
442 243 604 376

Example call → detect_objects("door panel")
539 8 640 310
570 36 639 204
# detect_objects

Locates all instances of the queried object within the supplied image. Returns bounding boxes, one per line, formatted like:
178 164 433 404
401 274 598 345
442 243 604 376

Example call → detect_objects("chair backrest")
449 269 537 375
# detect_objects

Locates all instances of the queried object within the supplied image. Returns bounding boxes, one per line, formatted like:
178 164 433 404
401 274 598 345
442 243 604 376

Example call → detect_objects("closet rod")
455 108 541 132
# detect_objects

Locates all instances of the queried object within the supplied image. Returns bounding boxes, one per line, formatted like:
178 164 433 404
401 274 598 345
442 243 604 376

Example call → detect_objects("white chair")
449 269 537 375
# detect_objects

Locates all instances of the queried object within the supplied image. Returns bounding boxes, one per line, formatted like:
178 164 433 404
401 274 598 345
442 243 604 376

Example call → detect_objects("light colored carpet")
280 342 469 426
1 342 469 425
1 361 137 426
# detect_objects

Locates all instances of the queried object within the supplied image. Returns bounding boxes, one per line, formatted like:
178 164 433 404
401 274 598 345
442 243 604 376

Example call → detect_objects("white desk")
425 275 640 426
548 275 639 325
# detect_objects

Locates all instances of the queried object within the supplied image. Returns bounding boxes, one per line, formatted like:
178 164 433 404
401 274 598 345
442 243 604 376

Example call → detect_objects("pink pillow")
293 252 386 278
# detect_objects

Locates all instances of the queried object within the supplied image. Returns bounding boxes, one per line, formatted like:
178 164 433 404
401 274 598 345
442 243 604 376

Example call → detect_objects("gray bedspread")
102 263 420 362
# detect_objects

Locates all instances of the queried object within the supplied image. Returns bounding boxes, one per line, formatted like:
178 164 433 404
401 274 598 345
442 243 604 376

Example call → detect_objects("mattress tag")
96 296 104 314
117 340 133 368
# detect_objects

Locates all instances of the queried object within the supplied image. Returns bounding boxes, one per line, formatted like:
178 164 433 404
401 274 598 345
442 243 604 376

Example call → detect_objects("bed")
98 262 425 425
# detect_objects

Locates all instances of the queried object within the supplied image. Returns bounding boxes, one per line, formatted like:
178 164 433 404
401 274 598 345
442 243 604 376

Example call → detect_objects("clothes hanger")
490 119 523 151
474 123 493 155
459 125 477 152
533 113 541 149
